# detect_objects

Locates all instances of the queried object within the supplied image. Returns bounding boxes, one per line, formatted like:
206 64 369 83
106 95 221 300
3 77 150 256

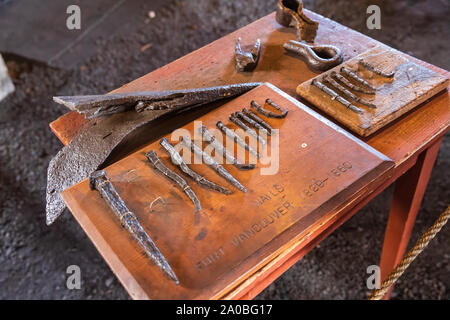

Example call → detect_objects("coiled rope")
369 205 450 300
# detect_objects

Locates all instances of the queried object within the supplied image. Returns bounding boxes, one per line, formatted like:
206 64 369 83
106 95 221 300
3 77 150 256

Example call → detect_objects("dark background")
0 0 448 299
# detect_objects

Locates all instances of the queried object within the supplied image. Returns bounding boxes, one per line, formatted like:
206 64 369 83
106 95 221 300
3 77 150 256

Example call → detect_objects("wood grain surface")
61 84 393 299
296 46 449 136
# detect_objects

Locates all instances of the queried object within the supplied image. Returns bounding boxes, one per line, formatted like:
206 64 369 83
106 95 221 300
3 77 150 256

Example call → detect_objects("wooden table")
49 11 449 299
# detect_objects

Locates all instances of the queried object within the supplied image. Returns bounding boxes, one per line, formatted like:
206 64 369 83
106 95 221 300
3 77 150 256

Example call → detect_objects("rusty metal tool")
330 71 375 95
358 59 395 78
234 111 270 136
323 75 376 109
311 79 363 114
242 108 274 133
199 126 255 170
229 112 267 145
89 170 179 284
216 121 260 159
159 138 231 194
235 37 261 72
46 83 260 225
182 137 247 193
340 67 377 92
284 40 343 71
146 150 201 213
250 100 288 119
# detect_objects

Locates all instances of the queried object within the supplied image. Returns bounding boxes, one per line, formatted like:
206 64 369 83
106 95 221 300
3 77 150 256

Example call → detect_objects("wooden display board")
297 46 449 137
61 83 393 299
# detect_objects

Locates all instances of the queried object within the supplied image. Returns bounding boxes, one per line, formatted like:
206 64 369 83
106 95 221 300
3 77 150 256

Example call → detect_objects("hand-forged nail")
229 112 267 145
216 121 260 159
182 137 247 193
311 79 363 114
323 75 376 108
340 66 377 91
250 100 288 119
235 111 270 136
89 170 179 284
330 71 375 95
146 150 201 212
242 108 274 133
200 126 255 170
159 138 231 194
358 59 395 78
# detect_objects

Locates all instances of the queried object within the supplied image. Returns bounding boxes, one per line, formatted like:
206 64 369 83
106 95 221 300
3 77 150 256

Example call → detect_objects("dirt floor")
0 0 448 299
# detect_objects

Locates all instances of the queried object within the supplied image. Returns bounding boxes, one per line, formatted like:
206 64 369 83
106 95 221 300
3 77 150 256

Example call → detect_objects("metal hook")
284 40 343 71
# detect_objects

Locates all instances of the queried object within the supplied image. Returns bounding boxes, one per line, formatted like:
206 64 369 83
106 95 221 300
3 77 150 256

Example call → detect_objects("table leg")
379 137 443 299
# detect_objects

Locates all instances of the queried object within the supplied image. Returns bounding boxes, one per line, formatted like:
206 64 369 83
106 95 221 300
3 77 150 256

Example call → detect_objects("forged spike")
250 100 288 119
358 59 395 78
216 121 260 159
340 67 377 91
235 111 270 136
199 126 255 170
330 71 375 95
181 137 247 193
89 170 179 284
229 112 267 145
242 108 274 133
311 79 363 114
146 150 201 213
159 138 231 194
323 75 376 108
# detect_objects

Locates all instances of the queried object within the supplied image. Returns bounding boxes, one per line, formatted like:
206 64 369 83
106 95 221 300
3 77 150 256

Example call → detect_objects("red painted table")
49 11 449 299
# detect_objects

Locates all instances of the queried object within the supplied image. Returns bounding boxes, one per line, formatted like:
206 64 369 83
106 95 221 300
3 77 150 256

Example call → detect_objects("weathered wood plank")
297 46 449 137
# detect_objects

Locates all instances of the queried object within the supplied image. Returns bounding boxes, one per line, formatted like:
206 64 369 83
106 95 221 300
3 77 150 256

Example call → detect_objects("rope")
369 205 450 300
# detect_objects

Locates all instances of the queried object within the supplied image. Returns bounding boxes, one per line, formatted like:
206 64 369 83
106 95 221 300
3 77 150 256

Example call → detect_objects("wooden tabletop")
61 83 394 299
49 11 449 299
